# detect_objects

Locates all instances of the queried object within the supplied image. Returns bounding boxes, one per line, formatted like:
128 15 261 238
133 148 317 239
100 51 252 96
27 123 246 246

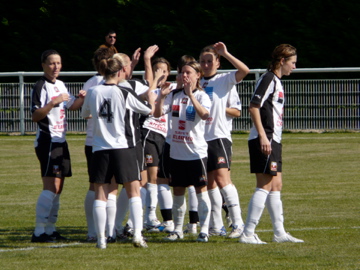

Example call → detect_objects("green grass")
0 133 359 269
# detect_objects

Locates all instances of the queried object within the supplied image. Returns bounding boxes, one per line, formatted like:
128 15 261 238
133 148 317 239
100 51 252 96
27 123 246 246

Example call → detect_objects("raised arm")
213 42 249 83
143 45 159 85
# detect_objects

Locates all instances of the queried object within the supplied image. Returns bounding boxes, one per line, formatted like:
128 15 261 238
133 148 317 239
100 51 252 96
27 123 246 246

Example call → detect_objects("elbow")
201 112 210 120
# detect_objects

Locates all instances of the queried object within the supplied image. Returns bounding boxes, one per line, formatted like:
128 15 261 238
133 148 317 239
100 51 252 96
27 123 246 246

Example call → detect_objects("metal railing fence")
0 68 359 134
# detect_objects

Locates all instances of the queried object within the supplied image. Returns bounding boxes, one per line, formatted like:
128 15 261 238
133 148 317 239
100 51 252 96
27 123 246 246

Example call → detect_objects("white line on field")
0 242 82 253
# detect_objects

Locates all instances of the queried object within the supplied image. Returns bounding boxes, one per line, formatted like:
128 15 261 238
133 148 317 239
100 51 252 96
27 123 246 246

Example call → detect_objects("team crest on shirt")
146 154 153 164
181 97 188 104
199 175 206 182
218 157 226 164
172 105 180 117
270 162 277 171
54 86 60 93
53 165 60 174
277 91 284 104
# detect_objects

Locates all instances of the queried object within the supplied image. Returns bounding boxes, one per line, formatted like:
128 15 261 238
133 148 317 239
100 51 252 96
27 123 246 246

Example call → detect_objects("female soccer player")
81 57 156 249
199 42 249 238
31 49 86 242
154 61 212 242
240 44 304 244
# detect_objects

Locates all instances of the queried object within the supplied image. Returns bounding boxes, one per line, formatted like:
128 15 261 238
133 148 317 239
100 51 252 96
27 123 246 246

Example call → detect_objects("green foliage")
0 133 359 269
1 0 360 73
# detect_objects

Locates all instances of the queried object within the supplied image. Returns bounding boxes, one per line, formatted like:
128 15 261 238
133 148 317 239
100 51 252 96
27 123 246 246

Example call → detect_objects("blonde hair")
182 61 203 90
113 53 130 67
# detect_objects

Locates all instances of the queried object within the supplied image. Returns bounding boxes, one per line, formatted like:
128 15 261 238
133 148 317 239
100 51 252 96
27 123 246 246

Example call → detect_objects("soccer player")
82 47 114 243
154 61 212 242
31 49 86 242
81 57 156 249
199 42 249 238
240 44 304 244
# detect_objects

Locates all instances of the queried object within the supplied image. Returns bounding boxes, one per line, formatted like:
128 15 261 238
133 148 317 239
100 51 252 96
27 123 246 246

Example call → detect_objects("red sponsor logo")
172 105 180 112
178 120 186 130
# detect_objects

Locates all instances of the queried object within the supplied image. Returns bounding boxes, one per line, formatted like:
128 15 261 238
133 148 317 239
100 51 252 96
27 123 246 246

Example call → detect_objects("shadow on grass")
0 227 233 248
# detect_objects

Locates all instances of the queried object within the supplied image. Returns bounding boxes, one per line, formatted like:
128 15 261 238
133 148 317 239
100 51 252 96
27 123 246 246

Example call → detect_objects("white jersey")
119 79 150 143
142 88 168 137
81 83 152 152
83 74 104 146
226 86 242 141
141 83 176 138
163 89 211 160
248 72 284 143
200 71 240 141
31 77 76 146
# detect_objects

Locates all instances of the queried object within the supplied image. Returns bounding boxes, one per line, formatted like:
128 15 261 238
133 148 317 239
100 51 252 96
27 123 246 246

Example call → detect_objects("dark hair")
151 57 171 73
199 45 221 61
106 29 116 36
268 44 297 72
41 49 60 63
92 47 114 72
177 55 196 73
98 58 123 78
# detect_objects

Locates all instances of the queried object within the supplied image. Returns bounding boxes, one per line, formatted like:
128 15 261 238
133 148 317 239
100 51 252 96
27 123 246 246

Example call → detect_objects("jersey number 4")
98 99 113 123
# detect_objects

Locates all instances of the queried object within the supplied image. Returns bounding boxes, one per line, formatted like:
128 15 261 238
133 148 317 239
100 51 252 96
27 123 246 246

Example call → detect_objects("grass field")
0 133 359 270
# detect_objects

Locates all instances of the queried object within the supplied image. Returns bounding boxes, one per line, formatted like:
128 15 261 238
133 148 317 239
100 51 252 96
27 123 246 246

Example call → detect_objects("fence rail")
0 68 359 134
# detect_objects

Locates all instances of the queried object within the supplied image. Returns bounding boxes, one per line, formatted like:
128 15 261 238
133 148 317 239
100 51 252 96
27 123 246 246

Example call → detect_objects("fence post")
19 73 25 135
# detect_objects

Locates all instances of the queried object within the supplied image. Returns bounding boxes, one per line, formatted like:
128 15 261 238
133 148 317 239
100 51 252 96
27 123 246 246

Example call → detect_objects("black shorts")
85 145 93 179
248 137 282 176
136 141 146 172
169 158 208 188
35 141 72 178
90 148 141 184
207 138 232 172
142 129 165 167
157 142 171 179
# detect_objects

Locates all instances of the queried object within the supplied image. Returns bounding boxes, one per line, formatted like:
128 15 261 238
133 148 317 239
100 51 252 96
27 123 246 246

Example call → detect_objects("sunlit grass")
0 133 359 269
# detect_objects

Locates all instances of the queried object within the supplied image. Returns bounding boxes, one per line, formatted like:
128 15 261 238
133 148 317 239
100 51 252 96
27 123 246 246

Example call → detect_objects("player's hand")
260 136 272 156
213 42 228 56
144 45 159 60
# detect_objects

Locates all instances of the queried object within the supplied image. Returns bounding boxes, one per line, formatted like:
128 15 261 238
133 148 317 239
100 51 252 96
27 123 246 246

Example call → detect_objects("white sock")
93 200 107 239
173 195 186 233
243 188 269 236
145 183 158 223
84 190 96 238
115 188 128 234
220 184 243 227
106 194 117 238
208 187 224 230
188 186 198 212
129 196 143 238
34 190 55 236
232 184 244 225
197 191 211 235
158 184 173 209
266 191 286 237
45 194 60 235
140 186 147 208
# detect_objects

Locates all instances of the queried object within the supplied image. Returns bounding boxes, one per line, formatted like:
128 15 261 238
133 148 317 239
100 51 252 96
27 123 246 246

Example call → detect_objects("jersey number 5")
98 99 113 123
